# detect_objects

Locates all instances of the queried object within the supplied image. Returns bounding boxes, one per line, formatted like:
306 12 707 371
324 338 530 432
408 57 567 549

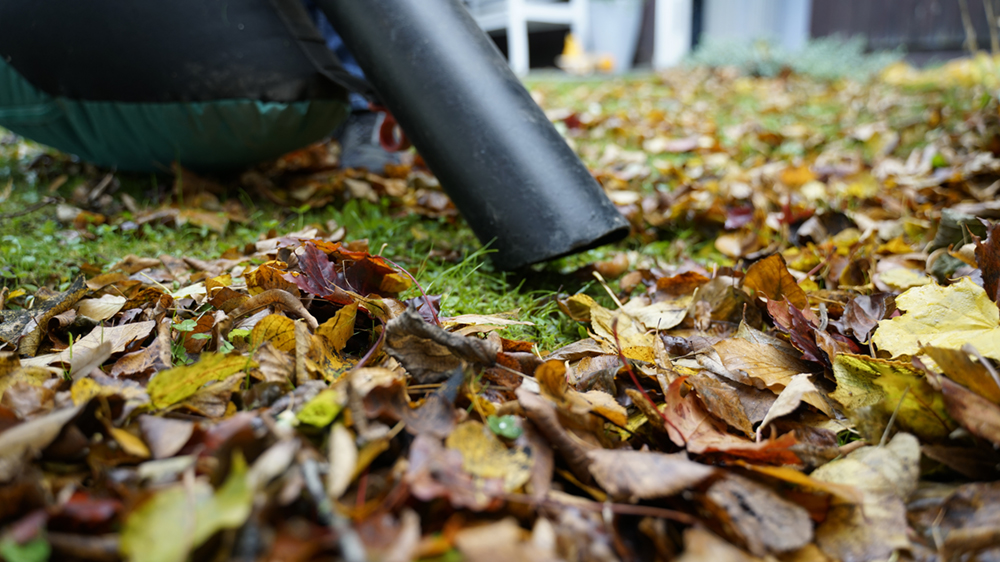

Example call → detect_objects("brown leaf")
16 276 88 357
385 305 498 384
405 434 503 511
923 346 1000 404
688 374 756 439
587 449 715 500
743 254 810 312
138 415 195 459
973 219 1000 303
936 373 1000 447
1 381 54 419
810 433 919 562
0 404 84 481
841 293 895 341
676 527 760 562
517 388 595 484
712 337 813 391
706 474 813 555
661 377 801 464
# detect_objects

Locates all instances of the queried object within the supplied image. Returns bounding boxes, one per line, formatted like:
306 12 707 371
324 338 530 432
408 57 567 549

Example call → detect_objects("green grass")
0 138 613 352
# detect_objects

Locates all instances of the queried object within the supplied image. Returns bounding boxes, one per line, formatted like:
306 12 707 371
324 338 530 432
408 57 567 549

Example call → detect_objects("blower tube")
317 0 629 270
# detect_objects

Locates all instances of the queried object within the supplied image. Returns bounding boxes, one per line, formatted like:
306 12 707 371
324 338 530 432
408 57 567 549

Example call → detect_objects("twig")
502 492 697 524
0 196 62 220
611 317 686 444
381 256 440 326
880 385 910 447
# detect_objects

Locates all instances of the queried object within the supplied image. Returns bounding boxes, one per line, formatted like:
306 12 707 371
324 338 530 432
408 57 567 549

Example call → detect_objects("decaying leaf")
0 404 84 481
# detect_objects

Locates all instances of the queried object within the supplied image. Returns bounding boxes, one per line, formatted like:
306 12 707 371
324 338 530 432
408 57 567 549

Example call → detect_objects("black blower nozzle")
318 0 629 270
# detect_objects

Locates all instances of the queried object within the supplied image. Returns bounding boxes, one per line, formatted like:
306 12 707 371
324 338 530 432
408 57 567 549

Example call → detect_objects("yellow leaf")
831 354 956 442
109 427 151 459
205 273 232 296
316 302 358 353
878 268 932 292
446 420 532 492
872 278 1000 362
148 353 255 409
0 366 54 402
71 377 102 406
251 314 297 352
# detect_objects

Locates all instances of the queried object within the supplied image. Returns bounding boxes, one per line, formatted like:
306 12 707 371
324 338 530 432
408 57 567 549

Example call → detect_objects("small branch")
0 196 62 220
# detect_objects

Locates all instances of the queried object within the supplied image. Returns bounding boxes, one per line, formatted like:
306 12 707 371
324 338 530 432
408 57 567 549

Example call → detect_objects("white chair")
464 0 590 76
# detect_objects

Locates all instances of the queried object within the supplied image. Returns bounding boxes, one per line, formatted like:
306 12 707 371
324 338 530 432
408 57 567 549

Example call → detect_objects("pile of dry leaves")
2 60 1000 562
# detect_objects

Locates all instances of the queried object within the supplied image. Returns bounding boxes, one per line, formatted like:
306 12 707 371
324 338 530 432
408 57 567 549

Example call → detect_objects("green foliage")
0 537 50 562
687 36 902 81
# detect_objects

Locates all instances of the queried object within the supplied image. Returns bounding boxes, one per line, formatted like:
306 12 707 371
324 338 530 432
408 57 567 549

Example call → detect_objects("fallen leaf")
0 405 84 481
712 337 813 391
327 423 357 500
936 373 1000 447
446 420 532 492
743 254 810 311
75 295 127 322
138 415 195 459
250 314 297 353
586 449 715 500
922 345 1000 404
119 453 253 562
384 305 498 383
755 374 826 440
810 433 919 561
973 220 1000 303
830 354 956 442
872 277 1000 362
316 302 358 353
147 353 255 409
20 321 156 369
676 527 760 562
706 473 813 555
661 377 801 465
